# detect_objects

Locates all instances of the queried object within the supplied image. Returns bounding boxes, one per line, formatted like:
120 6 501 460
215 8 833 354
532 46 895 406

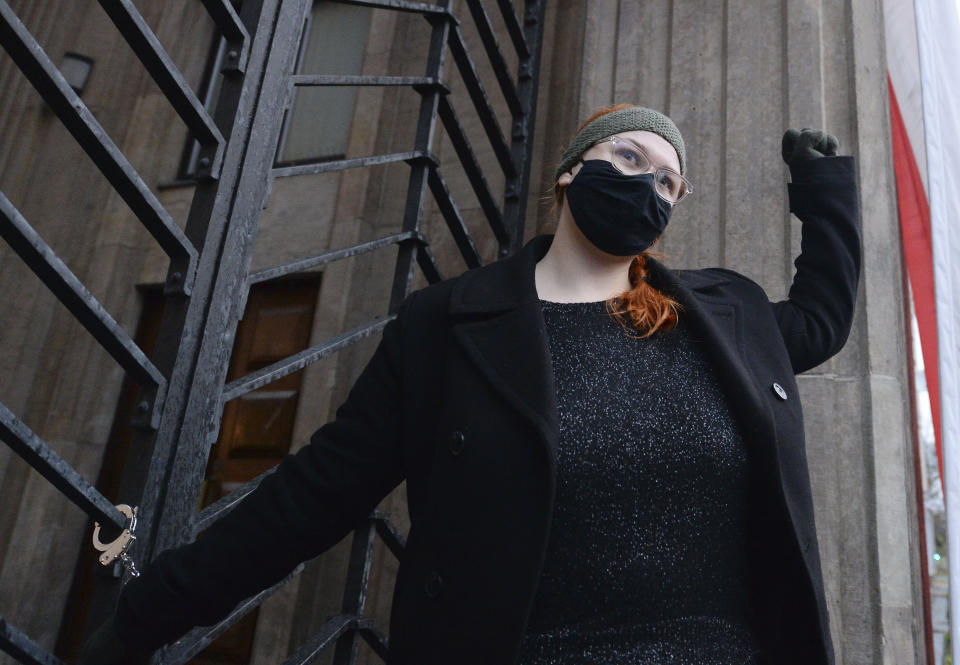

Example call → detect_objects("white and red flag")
885 0 960 660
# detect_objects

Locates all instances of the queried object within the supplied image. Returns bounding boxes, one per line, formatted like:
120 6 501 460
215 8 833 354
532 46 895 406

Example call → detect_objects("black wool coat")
117 156 861 665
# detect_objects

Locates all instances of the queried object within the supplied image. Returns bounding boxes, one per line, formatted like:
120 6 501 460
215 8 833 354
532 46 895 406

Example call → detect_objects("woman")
81 104 860 665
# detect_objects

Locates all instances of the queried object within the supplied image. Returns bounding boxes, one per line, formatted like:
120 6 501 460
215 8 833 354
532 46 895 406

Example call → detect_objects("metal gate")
0 0 545 661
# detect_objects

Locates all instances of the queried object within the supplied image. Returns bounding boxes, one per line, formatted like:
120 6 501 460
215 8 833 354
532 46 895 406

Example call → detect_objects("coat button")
448 430 466 456
772 382 788 400
424 570 443 598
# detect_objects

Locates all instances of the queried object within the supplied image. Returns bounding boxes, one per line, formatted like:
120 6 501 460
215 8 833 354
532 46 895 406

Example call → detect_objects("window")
178 1 372 179
276 2 373 165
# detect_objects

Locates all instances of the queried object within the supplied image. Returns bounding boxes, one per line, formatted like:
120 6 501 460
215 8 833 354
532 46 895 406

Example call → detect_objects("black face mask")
564 159 673 256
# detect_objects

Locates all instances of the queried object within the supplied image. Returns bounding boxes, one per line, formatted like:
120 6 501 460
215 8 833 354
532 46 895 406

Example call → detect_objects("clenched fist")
781 128 839 166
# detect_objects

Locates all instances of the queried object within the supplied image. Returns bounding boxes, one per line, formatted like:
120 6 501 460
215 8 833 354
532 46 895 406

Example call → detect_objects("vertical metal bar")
332 521 378 665
138 0 313 566
387 5 453 312
500 0 546 255
78 0 304 628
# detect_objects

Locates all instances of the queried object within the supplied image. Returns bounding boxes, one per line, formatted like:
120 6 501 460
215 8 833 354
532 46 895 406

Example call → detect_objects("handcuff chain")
91 504 141 579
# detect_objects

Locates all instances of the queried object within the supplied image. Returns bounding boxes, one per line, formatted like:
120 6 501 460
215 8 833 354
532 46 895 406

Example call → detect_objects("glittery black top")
516 299 762 665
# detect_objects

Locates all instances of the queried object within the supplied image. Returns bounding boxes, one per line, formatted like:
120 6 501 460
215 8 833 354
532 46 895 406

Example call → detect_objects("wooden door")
190 278 320 665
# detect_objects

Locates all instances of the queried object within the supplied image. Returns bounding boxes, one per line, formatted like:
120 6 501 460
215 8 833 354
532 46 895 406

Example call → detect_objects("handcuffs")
92 503 140 578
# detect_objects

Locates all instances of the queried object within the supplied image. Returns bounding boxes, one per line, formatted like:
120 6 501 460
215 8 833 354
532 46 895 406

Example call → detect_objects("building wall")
0 0 925 663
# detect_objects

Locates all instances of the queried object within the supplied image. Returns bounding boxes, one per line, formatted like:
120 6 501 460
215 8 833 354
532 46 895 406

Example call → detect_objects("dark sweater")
517 299 762 665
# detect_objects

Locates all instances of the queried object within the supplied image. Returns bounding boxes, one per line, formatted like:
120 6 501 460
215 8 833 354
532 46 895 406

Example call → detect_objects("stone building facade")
0 0 926 663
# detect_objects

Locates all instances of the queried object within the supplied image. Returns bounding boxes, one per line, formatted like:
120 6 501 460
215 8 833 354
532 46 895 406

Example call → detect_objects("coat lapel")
643 259 772 447
449 234 775 471
449 236 560 468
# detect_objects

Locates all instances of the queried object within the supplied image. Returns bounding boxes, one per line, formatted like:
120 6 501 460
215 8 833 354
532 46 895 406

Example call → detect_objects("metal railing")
0 0 545 662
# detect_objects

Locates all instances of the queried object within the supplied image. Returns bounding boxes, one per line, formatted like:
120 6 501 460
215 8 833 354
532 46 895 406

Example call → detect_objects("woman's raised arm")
769 131 861 374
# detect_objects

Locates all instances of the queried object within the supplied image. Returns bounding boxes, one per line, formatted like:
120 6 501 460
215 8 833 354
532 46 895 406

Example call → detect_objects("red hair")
554 103 682 339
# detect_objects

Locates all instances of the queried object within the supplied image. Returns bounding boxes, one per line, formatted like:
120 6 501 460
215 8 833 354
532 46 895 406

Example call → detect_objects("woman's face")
556 129 682 188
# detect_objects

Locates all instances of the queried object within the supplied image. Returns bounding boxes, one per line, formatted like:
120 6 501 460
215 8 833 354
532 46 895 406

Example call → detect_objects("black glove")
76 614 151 665
781 127 839 166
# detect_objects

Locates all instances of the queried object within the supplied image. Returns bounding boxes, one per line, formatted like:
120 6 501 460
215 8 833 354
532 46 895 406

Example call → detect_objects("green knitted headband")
554 106 686 181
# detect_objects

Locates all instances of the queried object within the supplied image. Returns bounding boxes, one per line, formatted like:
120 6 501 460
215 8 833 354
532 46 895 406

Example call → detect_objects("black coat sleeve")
114 291 416 651
769 156 862 374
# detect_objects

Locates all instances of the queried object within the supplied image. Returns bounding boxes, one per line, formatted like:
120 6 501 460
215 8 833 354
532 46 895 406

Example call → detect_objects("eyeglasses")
591 135 694 204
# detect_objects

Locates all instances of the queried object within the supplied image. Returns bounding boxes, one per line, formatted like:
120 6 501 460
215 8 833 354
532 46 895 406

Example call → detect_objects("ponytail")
606 248 682 339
